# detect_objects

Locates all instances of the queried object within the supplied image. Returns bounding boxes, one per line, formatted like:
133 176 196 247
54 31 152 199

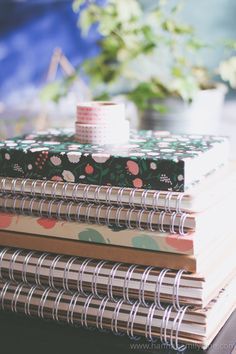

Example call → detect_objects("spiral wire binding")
0 247 9 279
0 279 189 350
138 266 154 306
0 178 187 213
0 193 190 234
51 181 59 199
10 178 18 195
158 211 166 233
67 291 80 326
117 187 126 206
152 191 161 210
176 193 184 214
126 301 141 340
80 293 94 328
136 209 145 230
160 305 173 347
11 282 24 313
25 284 38 317
8 249 22 282
31 180 38 197
38 286 51 319
154 268 170 310
96 296 109 332
0 178 6 193
145 302 158 343
61 182 70 200
0 281 11 310
107 262 122 302
35 252 49 287
114 206 124 228
77 258 92 296
52 289 66 322
0 248 186 310
94 185 103 204
159 305 188 352
173 270 185 310
128 188 136 208
111 298 125 336
170 306 189 352
123 264 138 304
105 205 115 227
22 250 35 284
63 256 78 292
48 255 63 290
91 260 107 299
170 212 178 234
179 213 189 236
83 184 91 204
125 208 135 229
147 210 156 232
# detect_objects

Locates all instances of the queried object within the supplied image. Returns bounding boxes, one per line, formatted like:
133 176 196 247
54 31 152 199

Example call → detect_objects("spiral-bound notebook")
0 247 235 309
1 162 235 212
0 228 235 272
0 129 229 191
0 273 235 350
0 189 235 256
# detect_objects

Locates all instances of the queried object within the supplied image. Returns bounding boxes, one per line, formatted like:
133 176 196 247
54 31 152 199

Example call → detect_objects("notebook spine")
0 279 188 352
0 178 185 212
0 193 189 235
0 247 186 309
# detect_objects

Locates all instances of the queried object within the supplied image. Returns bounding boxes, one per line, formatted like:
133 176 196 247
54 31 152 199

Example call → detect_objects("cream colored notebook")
0 228 235 273
0 189 235 257
0 274 235 350
0 247 235 309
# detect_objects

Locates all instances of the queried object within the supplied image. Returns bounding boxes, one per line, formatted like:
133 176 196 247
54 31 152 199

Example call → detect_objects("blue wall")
0 0 236 99
0 0 100 99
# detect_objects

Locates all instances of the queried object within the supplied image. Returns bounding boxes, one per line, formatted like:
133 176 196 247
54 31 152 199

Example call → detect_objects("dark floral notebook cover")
0 129 228 191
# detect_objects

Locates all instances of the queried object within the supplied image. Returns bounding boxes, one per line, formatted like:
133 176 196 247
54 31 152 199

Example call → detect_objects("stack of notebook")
0 129 235 351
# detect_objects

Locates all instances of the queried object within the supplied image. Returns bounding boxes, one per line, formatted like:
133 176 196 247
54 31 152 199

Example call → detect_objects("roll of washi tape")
75 121 130 145
76 101 125 124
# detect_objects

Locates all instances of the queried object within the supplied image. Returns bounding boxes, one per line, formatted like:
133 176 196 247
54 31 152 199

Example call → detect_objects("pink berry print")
51 176 63 181
85 164 94 174
166 235 192 252
126 160 139 175
133 178 143 188
37 218 57 229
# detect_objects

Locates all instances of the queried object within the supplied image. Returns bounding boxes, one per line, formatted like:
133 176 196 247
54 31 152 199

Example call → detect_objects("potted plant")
70 0 236 134
40 0 235 135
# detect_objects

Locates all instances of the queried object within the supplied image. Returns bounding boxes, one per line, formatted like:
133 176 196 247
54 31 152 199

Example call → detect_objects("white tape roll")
75 121 130 144
76 101 125 124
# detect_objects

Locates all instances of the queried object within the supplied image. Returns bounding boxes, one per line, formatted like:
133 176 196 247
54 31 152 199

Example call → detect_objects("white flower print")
67 151 81 163
62 170 75 182
92 153 110 163
50 156 62 166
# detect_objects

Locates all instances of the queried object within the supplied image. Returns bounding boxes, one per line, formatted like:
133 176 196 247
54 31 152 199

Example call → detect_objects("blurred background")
0 0 236 153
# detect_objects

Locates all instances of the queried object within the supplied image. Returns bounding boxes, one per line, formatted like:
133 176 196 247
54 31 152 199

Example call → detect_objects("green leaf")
79 10 95 36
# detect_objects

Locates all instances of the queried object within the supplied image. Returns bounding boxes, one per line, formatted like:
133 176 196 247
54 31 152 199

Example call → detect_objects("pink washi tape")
75 101 129 144
76 101 125 124
75 121 130 144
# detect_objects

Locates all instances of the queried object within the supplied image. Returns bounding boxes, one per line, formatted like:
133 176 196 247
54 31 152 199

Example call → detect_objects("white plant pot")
140 84 227 135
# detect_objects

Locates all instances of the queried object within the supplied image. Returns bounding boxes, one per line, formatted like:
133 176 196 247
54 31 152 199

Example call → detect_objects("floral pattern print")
0 129 227 191
0 212 193 254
